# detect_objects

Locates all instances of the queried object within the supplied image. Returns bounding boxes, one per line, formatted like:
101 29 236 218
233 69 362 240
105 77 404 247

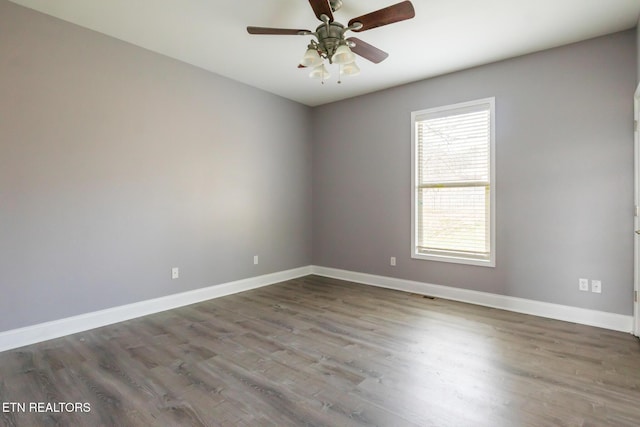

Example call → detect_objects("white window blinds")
412 99 495 266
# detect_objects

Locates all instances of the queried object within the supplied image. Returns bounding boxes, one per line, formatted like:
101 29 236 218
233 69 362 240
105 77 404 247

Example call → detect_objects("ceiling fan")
247 0 415 81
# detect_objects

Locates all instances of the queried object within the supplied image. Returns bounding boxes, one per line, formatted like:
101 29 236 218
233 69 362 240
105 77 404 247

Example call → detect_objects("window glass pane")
417 184 489 255
417 109 490 184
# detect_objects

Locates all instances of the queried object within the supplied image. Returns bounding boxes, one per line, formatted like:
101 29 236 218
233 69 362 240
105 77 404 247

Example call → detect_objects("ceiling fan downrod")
329 0 343 12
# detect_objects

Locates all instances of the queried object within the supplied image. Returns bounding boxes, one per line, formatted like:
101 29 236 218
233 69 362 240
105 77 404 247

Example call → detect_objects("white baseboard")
311 266 634 333
0 266 312 353
1 264 632 353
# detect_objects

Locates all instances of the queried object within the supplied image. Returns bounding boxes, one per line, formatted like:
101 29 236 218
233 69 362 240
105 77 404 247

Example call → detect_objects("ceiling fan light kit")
247 0 415 84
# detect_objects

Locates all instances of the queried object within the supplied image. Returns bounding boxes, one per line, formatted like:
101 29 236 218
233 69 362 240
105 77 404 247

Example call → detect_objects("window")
411 98 495 267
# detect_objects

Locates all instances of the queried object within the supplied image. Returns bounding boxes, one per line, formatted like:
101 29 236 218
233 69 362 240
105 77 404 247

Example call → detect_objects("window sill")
412 252 495 268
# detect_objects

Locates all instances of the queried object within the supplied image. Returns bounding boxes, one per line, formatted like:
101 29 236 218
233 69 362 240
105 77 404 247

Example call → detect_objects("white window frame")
411 97 496 267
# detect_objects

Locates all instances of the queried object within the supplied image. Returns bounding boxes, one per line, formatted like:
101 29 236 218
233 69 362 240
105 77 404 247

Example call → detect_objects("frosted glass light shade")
309 64 330 80
340 61 360 76
300 48 323 67
331 44 355 64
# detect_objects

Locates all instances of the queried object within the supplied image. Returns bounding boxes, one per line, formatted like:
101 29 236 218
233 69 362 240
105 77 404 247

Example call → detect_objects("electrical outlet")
591 280 602 294
390 257 396 266
253 255 259 265
578 278 589 292
171 267 179 279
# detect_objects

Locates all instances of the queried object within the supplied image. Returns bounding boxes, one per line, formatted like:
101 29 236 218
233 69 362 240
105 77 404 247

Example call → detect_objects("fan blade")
348 1 415 32
247 26 312 35
308 0 334 22
347 37 389 63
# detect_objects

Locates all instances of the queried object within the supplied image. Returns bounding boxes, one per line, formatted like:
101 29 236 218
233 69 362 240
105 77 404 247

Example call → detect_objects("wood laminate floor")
1 275 639 426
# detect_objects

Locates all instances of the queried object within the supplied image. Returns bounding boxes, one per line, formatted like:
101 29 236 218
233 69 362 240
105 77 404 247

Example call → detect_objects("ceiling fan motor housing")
315 22 346 62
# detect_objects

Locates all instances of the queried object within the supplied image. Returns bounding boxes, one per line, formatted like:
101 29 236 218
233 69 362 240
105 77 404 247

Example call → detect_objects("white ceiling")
9 0 640 106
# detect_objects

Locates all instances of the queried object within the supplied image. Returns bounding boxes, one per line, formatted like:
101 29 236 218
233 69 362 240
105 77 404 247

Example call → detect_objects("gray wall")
312 31 636 315
1 0 636 334
0 0 312 332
